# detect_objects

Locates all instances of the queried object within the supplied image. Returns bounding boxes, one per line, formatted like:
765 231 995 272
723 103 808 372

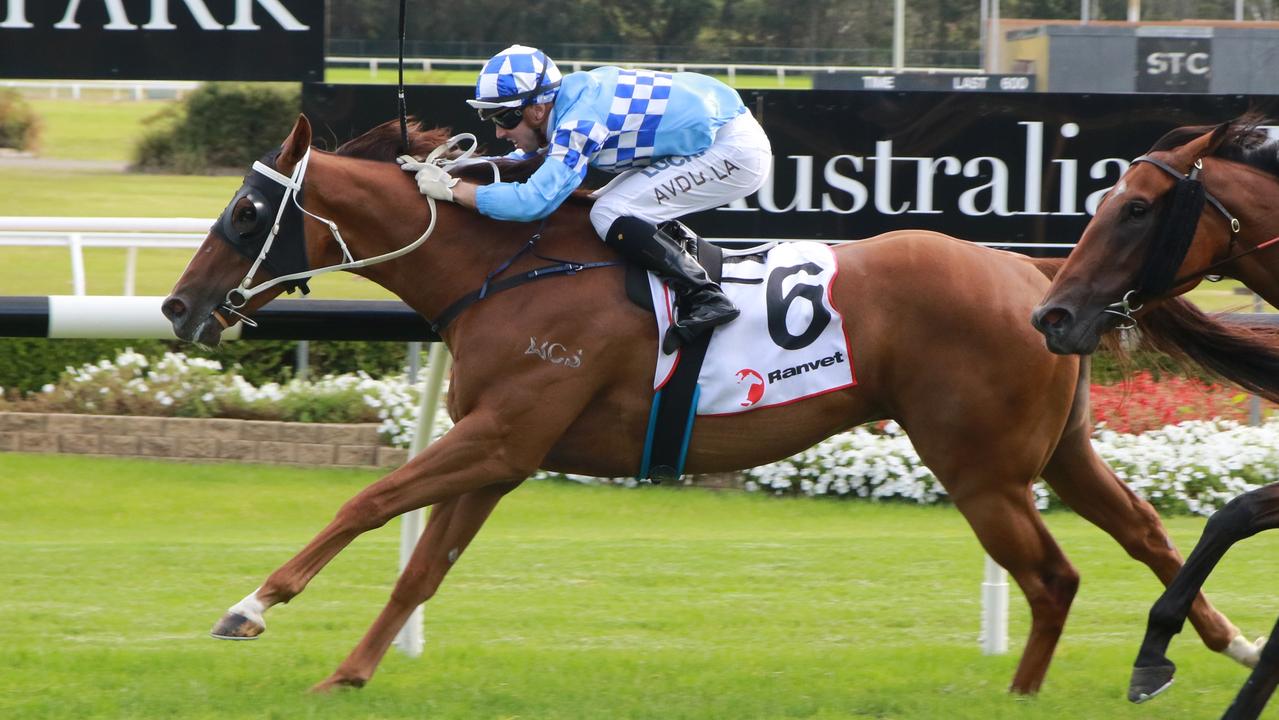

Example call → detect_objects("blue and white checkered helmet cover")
467 45 562 110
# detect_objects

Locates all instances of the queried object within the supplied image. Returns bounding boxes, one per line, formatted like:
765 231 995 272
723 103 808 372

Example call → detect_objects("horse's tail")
1029 257 1065 280
1138 297 1279 402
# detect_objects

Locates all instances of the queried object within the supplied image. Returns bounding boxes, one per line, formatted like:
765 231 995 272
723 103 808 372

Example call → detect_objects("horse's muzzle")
1031 303 1103 355
162 294 225 346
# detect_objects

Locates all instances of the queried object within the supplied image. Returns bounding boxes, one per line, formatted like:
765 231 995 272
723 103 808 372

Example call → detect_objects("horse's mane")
333 118 546 184
1151 111 1279 179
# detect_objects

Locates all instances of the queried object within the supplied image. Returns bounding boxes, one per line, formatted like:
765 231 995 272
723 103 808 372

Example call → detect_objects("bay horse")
1032 115 1279 718
162 114 1265 694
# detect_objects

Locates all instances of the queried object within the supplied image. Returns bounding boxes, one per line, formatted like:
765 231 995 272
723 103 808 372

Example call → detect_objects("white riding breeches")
588 111 772 239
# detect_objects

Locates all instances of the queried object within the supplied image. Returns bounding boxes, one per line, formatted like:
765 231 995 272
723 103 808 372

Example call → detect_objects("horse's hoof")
309 675 366 694
210 611 265 640
1128 664 1175 703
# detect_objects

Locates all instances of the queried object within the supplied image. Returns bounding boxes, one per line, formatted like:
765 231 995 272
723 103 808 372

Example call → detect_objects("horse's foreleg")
210 409 554 640
1221 611 1279 720
1125 484 1279 703
311 480 521 692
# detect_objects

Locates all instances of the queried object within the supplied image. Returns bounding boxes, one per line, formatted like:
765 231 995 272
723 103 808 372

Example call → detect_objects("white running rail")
0 79 199 100
0 216 207 296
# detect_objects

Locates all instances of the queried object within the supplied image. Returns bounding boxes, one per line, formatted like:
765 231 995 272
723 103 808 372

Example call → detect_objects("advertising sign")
1137 35 1212 93
814 73 1035 93
0 0 322 80
303 84 1277 255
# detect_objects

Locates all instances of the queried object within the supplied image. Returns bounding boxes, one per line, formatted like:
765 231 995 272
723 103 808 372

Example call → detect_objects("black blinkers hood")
1137 174 1205 299
214 148 310 295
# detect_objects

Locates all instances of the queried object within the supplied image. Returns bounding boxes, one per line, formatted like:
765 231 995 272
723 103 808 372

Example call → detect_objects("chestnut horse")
1033 116 1279 718
163 115 1260 694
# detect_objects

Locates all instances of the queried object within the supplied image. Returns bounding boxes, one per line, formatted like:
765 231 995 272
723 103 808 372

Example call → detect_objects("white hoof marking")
1224 634 1263 668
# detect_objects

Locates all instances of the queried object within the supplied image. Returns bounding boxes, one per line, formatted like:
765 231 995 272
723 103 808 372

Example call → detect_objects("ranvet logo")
735 368 765 407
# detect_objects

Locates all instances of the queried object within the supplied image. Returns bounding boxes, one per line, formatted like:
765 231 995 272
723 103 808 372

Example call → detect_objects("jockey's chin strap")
222 135 483 314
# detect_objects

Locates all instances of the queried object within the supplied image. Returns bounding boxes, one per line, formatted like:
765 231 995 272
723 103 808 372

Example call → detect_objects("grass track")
3 454 1279 719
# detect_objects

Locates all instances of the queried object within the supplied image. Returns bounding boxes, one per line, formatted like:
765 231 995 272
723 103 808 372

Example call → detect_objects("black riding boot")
606 216 739 353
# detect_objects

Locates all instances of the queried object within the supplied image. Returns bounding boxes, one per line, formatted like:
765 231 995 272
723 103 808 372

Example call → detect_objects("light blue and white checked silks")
474 65 748 223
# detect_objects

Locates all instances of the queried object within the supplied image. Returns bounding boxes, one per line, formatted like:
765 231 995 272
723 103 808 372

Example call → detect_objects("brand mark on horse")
526 336 583 368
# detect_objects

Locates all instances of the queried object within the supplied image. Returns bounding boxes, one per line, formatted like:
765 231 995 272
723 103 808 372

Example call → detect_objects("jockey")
407 44 773 352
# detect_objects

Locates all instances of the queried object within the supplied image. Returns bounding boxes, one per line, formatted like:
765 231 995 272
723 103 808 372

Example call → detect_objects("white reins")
224 133 488 310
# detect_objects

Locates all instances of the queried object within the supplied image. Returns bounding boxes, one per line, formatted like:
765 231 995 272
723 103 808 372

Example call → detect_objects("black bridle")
1105 155 1256 327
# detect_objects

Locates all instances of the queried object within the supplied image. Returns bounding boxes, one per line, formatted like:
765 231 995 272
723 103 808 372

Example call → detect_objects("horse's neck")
1214 163 1279 307
312 158 604 328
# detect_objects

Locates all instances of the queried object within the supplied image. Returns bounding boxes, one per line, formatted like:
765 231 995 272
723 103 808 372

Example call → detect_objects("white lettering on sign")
19 0 308 31
1 0 33 28
1146 51 1211 76
862 76 895 89
56 0 137 29
717 121 1134 220
144 0 224 30
228 0 308 31
952 76 989 90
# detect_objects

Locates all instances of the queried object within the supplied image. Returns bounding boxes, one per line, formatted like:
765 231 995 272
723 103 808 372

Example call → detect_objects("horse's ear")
1202 120 1232 157
277 114 313 174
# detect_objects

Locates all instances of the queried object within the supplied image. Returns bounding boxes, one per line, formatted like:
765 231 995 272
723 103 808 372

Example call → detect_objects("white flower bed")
737 419 1279 516
16 351 1279 515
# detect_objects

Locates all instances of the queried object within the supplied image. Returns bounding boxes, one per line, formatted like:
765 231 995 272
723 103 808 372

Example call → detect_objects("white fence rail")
0 79 200 100
326 55 984 84
5 58 985 101
0 217 206 296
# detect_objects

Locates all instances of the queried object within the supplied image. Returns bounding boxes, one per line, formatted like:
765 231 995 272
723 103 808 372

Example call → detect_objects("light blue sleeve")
473 118 610 222
473 159 584 222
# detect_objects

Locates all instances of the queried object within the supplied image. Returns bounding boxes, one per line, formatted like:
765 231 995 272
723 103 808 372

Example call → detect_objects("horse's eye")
1129 202 1149 219
232 201 259 235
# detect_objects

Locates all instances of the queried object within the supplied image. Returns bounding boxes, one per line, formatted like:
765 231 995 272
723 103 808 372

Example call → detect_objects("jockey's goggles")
467 62 560 131
481 106 525 130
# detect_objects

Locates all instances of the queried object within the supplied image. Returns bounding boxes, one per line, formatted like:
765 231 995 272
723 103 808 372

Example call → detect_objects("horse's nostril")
1041 308 1069 328
1032 305 1073 333
161 296 186 322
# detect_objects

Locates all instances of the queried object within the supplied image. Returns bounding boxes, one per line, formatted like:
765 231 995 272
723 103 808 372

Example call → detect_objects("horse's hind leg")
944 483 1080 694
1222 610 1279 720
1124 484 1279 703
311 480 521 692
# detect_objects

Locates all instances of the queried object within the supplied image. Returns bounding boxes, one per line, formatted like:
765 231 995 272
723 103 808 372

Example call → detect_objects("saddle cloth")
650 241 857 415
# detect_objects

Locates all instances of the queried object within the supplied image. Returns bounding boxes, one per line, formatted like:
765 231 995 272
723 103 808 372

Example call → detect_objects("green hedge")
0 90 40 151
0 338 413 395
133 83 300 173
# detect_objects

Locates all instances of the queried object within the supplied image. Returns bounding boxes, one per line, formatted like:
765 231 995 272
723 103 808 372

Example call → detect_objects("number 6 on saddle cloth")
633 236 855 483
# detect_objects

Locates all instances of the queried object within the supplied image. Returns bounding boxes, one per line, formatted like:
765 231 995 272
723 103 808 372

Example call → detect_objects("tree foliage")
326 0 1279 59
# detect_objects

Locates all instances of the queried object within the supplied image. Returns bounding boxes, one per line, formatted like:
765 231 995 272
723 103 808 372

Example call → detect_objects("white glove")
397 155 459 202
